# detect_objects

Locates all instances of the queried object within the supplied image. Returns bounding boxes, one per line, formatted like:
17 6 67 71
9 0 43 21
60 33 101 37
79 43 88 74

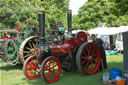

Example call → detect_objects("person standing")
91 34 107 71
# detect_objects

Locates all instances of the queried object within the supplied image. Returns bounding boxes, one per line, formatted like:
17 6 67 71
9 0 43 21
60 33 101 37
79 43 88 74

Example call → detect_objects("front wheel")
40 56 61 83
23 56 40 79
76 42 101 74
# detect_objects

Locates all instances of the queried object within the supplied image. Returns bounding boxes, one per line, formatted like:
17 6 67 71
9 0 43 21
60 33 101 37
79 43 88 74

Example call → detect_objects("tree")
73 0 128 30
0 0 69 30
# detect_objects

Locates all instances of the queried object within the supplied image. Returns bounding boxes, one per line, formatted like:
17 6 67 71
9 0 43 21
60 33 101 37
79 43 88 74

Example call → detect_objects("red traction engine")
23 10 101 83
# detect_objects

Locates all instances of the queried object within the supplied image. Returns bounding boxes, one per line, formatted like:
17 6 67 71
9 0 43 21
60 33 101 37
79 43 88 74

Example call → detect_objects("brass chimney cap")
38 11 45 14
66 9 72 14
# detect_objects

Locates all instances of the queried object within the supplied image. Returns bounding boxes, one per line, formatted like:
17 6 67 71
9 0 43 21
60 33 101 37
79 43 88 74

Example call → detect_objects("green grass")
0 54 123 85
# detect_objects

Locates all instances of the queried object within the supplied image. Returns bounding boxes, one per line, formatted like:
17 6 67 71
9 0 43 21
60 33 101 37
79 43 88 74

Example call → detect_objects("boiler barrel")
50 44 71 57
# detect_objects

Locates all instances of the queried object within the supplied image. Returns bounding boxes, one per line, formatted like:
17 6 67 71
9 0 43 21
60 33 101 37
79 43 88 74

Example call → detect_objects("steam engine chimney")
67 10 72 33
38 11 45 44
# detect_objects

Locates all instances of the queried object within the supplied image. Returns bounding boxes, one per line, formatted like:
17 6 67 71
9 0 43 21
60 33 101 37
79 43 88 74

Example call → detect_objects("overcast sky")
69 0 88 15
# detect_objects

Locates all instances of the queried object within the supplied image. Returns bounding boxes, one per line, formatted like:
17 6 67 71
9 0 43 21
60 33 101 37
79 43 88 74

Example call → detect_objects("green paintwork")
7 40 16 60
65 33 71 38
21 25 38 40
58 27 65 33
8 47 14 51
45 33 48 39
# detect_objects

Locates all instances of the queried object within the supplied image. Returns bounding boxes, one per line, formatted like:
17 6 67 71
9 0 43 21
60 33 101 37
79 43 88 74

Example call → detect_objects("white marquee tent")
88 26 128 35
88 26 128 49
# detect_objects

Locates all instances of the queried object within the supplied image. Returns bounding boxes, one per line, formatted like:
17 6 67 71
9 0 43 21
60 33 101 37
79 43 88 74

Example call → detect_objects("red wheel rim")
42 57 61 83
24 56 40 79
75 31 88 47
35 48 40 57
80 43 101 74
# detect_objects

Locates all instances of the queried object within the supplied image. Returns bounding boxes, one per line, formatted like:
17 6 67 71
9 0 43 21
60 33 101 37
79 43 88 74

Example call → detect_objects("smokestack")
67 10 72 33
38 11 45 44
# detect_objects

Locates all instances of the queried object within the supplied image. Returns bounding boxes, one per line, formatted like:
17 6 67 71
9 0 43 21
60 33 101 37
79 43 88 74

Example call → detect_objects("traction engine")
23 10 101 83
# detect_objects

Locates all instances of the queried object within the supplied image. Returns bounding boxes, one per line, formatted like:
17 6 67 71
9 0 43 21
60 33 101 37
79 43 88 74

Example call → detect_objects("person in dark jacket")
91 34 107 72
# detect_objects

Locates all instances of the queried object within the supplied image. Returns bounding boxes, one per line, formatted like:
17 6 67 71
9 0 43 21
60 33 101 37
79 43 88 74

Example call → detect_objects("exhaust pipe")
67 10 72 33
38 11 45 44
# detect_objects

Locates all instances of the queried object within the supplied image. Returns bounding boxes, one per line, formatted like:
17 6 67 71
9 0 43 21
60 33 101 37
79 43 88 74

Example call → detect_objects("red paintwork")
35 48 40 57
64 37 76 49
16 25 21 30
2 35 9 39
75 31 88 47
51 44 71 57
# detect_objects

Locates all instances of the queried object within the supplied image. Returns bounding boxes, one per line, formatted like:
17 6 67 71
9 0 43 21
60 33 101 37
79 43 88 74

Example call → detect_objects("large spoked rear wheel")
5 39 18 65
23 56 40 79
76 42 101 74
41 56 61 83
19 36 39 64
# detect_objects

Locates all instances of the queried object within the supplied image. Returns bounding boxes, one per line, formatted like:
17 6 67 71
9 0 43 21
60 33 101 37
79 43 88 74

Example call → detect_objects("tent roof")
72 30 86 34
88 26 128 35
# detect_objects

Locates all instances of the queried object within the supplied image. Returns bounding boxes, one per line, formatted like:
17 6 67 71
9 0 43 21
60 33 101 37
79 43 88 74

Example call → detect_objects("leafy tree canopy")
72 0 128 30
0 0 69 30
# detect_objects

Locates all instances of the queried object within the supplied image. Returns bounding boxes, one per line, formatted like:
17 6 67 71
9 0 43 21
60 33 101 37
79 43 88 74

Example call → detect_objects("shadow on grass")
0 64 23 71
0 57 23 71
25 70 84 85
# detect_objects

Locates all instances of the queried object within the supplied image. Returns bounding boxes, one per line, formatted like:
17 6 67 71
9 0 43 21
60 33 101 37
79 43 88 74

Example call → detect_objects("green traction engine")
0 21 38 65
